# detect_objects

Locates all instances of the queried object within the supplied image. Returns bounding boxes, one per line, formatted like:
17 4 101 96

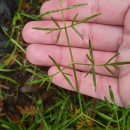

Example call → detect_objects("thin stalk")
74 62 130 67
64 113 83 128
83 114 110 129
35 13 99 33
114 108 121 130
60 4 83 113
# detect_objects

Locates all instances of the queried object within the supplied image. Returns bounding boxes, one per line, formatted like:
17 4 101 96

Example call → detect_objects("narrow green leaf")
66 3 88 10
56 96 69 124
26 78 45 85
46 30 55 34
92 67 96 88
104 97 113 108
104 66 117 77
11 38 26 54
33 27 58 31
64 72 73 76
0 75 17 84
106 53 120 64
56 30 61 44
40 78 50 87
59 0 63 5
71 13 78 25
96 111 115 122
89 39 94 64
20 12 39 20
127 116 130 129
109 86 115 103
74 13 101 26
37 3 87 18
108 62 130 66
51 16 61 29
49 56 74 89
118 110 129 122
72 26 83 39
85 40 97 88
0 45 20 69
86 54 93 63
113 65 120 70
0 69 14 72
84 67 93 77
62 73 74 89
37 9 61 19
49 56 60 70
47 77 52 90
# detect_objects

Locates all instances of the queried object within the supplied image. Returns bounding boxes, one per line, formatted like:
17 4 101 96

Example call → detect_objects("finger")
22 21 123 51
124 7 130 34
118 50 130 107
40 0 130 25
26 44 118 76
48 66 123 106
119 72 130 107
118 8 130 107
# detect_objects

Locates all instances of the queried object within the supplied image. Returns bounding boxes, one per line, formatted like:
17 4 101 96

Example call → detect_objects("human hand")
22 0 130 107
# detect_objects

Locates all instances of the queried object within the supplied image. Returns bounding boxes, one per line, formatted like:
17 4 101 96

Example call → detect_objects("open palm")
22 0 130 107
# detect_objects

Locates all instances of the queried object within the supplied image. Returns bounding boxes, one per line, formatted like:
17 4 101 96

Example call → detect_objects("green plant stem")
114 108 121 130
74 62 130 67
60 4 83 113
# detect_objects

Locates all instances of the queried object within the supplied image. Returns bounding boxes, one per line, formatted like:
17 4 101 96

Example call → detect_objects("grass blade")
64 72 73 76
0 75 17 84
86 54 93 63
49 56 74 89
96 111 115 122
37 3 87 18
20 12 39 20
72 26 83 39
106 53 120 64
92 67 96 88
51 16 61 29
84 67 93 77
37 9 61 18
33 27 58 31
113 65 120 70
59 0 63 5
47 76 52 90
104 97 113 108
109 86 115 103
49 56 60 70
74 13 100 26
56 30 61 44
65 3 88 10
46 30 56 34
71 13 78 25
108 62 130 66
56 96 69 124
89 39 94 64
104 66 117 77
62 73 74 89
0 69 14 72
